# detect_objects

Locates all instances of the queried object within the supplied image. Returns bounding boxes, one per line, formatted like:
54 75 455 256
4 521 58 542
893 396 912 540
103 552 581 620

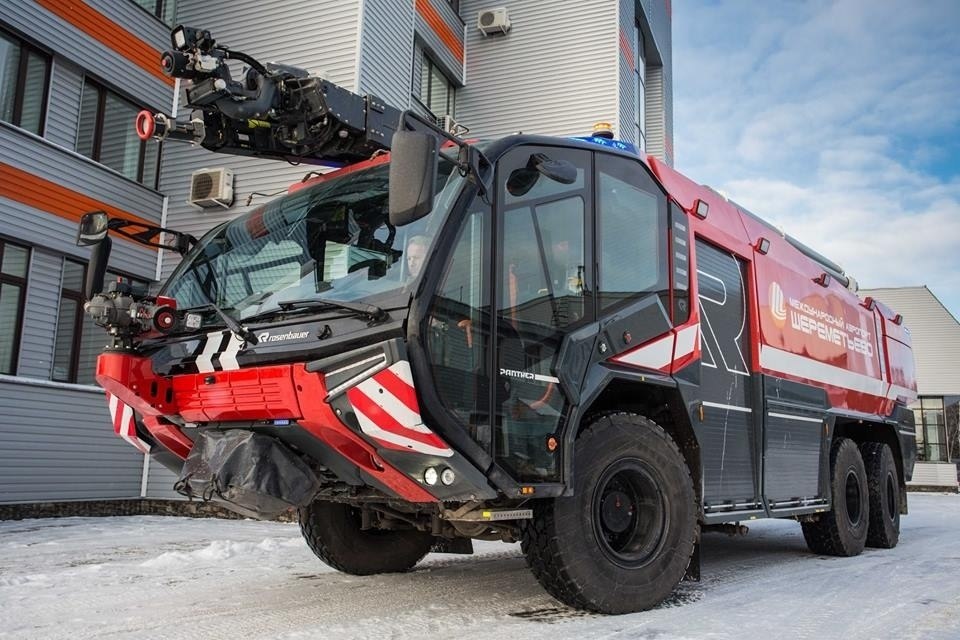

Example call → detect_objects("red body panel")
647 156 917 419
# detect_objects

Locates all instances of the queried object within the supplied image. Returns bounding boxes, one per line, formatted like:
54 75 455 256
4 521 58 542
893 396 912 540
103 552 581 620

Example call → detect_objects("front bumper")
95 342 495 505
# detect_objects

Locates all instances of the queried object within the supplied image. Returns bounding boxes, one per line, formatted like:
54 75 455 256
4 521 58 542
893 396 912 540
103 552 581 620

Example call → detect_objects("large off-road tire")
298 501 434 575
860 442 900 548
521 413 698 614
801 437 869 556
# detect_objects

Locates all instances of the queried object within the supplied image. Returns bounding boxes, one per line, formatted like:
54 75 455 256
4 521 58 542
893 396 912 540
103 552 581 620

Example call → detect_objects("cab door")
493 146 594 483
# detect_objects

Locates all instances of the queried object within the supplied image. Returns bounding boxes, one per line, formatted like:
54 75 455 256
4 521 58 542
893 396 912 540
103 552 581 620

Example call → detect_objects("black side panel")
695 240 758 508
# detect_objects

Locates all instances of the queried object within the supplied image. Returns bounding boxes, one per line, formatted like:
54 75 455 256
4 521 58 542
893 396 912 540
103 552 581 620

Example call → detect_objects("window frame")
77 77 162 189
128 0 176 24
51 259 86 384
416 48 456 120
0 238 30 376
0 27 52 136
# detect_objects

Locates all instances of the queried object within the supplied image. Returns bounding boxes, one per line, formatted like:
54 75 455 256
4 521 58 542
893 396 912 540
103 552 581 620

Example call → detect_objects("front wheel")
298 501 434 575
521 413 698 614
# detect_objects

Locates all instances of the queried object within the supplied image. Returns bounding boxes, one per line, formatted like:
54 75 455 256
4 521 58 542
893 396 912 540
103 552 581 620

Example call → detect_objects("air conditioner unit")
440 115 469 137
189 167 234 209
477 7 511 36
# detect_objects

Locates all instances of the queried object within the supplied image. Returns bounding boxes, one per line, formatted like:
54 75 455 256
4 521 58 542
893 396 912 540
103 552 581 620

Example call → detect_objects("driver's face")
406 243 426 278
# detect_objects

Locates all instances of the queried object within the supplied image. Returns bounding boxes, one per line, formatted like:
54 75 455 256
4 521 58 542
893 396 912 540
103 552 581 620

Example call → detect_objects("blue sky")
671 0 960 319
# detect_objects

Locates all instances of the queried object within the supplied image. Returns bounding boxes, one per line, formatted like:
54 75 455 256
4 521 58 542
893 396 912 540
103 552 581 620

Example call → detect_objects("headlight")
423 467 439 486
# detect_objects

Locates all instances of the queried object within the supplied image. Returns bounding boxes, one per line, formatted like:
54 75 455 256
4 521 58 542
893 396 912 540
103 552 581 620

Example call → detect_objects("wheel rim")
844 469 863 526
886 472 897 517
592 460 668 568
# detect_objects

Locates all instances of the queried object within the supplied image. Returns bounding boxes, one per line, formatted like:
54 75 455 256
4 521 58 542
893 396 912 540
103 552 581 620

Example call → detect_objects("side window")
0 240 29 374
426 202 492 450
0 30 50 136
596 153 668 312
494 146 591 483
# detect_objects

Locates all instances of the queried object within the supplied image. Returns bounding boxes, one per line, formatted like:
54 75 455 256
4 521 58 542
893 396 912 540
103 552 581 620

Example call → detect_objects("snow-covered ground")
1 493 957 640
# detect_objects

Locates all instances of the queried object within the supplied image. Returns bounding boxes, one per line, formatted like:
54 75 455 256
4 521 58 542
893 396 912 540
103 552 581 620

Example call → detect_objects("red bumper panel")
95 353 437 503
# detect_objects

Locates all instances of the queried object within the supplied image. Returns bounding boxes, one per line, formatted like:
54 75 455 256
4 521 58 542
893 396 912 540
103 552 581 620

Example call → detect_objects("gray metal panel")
174 0 360 89
860 287 960 396
16 250 61 380
0 124 161 279
45 59 83 149
159 0 363 281
0 2 171 111
456 0 619 139
645 66 665 161
617 0 636 146
763 407 823 501
357 0 415 109
0 378 144 503
637 0 672 164
146 461 185 500
414 0 465 84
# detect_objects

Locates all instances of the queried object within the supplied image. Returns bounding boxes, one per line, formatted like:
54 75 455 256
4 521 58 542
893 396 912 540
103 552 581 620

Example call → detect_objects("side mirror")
531 153 577 185
389 131 438 227
83 236 112 299
77 211 109 246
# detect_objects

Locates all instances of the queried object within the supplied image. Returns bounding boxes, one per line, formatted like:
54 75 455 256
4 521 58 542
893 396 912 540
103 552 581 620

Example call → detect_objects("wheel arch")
573 374 702 508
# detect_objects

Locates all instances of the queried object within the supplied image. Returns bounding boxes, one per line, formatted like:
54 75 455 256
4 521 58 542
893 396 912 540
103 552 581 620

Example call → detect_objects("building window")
53 261 148 384
633 23 646 151
913 397 950 463
77 78 161 188
417 48 455 119
129 0 176 24
0 240 29 375
0 30 51 136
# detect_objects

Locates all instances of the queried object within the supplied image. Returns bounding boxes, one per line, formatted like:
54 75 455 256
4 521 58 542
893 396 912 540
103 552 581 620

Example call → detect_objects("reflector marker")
105 392 151 454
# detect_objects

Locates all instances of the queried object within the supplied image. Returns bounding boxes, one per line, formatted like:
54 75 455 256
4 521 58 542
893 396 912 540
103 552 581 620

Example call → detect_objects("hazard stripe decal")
105 392 151 454
345 360 453 457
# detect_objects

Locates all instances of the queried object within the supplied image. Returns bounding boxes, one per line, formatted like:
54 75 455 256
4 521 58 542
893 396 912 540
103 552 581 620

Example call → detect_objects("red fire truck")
76 25 917 614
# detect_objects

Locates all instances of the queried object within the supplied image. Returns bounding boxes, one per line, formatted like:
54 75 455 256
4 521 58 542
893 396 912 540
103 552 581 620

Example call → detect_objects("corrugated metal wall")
0 378 143 503
0 1 172 505
638 0 673 164
0 2 170 110
859 287 960 396
455 0 619 139
357 0 416 109
414 0 465 85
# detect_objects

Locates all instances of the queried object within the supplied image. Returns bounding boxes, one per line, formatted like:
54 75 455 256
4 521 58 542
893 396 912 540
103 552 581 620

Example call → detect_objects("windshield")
163 155 463 324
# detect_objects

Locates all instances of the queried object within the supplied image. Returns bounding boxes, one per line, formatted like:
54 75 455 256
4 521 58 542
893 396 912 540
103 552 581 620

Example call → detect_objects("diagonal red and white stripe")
345 361 453 457
612 323 701 373
106 392 151 454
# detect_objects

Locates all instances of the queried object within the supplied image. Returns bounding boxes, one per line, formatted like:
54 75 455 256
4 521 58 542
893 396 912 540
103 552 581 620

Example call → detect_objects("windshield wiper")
189 303 259 346
276 297 388 322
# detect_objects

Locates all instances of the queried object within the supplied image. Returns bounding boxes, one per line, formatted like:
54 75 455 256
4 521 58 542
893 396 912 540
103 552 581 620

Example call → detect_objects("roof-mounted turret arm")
135 25 403 166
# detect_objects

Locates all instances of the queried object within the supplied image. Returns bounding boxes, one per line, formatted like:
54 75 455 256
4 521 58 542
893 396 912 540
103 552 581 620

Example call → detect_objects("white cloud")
673 0 960 318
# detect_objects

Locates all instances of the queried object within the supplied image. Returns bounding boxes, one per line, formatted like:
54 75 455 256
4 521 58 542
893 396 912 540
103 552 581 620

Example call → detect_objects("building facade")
0 0 672 505
860 286 960 490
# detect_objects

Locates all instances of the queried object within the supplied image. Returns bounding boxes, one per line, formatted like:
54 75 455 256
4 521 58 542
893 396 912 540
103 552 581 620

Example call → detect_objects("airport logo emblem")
769 281 787 326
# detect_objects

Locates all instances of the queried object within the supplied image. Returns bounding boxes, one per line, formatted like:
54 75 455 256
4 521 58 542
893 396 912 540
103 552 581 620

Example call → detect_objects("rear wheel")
802 437 869 556
860 442 901 548
521 413 698 614
298 501 434 575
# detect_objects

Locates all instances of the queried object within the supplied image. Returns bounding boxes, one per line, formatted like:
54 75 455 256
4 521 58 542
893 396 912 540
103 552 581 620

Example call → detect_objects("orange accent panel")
619 29 635 70
35 0 174 87
0 162 157 246
416 0 464 64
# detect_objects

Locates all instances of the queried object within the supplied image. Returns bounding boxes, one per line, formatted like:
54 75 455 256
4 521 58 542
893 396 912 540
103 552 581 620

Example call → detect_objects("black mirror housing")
83 236 112 299
77 211 110 246
389 131 438 227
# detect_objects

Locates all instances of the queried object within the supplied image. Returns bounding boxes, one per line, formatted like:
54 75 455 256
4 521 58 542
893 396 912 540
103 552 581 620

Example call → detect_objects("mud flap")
175 430 320 520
